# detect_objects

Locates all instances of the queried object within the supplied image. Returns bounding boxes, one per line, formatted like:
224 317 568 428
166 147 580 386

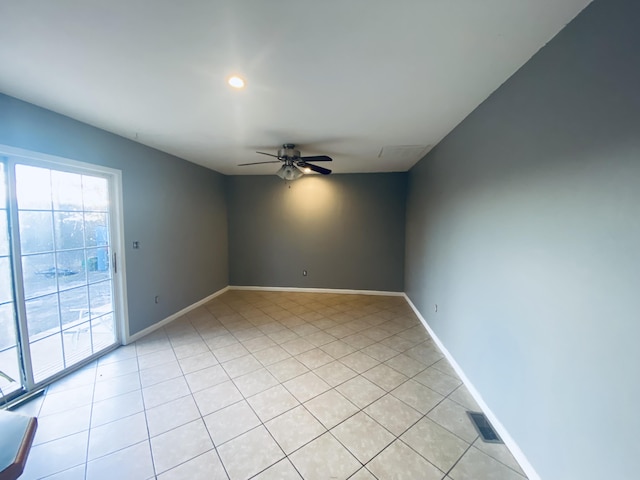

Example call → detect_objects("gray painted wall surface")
228 173 406 291
0 94 229 335
405 1 640 478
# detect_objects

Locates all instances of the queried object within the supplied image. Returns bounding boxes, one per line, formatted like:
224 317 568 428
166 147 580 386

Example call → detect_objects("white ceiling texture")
0 0 591 175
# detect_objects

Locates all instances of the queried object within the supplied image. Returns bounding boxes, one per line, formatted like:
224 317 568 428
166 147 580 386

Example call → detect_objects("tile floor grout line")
469 437 529 478
139 374 159 479
145 317 229 479
119 347 154 479
190 319 295 474
400 415 476 477
327 408 398 471
222 352 305 477
33 406 145 452
401 435 452 479
82 360 99 480
198 413 232 480
443 439 476 479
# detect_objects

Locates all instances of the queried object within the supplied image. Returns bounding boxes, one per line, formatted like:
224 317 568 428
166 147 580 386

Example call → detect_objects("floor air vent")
467 412 502 443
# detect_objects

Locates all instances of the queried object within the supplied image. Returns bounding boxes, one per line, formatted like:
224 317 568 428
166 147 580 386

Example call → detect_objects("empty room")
0 0 638 479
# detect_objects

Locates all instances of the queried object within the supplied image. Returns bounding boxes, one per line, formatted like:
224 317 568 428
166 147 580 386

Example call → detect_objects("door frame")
0 144 129 393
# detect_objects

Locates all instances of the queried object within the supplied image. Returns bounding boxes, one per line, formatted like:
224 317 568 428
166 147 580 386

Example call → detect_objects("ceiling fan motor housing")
278 144 300 160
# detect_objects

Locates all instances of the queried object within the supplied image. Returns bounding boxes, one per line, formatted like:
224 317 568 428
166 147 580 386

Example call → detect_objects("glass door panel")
0 166 21 402
15 164 117 383
0 303 21 401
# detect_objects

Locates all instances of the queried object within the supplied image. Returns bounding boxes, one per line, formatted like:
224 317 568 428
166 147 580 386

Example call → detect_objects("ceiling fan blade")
238 161 281 166
256 151 280 158
300 155 332 162
303 163 332 175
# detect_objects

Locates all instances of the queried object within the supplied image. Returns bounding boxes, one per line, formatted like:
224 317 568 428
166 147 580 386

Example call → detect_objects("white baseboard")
124 286 230 344
228 285 405 296
403 294 540 480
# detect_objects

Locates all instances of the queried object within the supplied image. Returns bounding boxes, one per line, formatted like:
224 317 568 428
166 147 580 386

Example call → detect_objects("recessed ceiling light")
228 76 245 89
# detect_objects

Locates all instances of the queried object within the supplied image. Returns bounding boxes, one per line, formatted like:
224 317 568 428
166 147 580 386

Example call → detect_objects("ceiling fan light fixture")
276 164 304 181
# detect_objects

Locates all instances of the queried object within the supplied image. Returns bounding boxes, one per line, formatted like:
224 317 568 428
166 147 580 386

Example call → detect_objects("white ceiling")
0 0 591 175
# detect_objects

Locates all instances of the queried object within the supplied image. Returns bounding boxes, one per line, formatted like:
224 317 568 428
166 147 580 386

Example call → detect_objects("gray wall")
0 93 229 336
405 0 640 478
228 173 406 291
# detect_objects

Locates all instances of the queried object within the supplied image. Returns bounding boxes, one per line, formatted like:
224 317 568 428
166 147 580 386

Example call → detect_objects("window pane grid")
13 163 115 386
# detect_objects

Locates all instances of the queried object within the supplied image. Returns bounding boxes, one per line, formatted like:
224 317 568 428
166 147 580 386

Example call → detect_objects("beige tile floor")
14 290 528 480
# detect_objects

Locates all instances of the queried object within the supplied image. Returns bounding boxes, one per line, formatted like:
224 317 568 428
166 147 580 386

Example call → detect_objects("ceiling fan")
238 144 332 180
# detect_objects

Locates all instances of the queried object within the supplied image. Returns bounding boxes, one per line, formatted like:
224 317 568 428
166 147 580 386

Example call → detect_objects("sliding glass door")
0 165 21 400
0 151 124 403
